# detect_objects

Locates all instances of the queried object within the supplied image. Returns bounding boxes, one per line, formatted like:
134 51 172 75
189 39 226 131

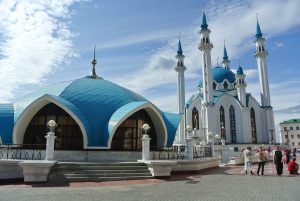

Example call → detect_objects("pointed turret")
222 40 230 69
235 63 247 107
177 39 183 55
256 19 263 39
201 12 208 30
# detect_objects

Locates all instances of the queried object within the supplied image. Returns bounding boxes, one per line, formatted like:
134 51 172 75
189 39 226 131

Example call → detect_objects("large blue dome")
198 67 236 87
0 77 181 147
212 67 236 83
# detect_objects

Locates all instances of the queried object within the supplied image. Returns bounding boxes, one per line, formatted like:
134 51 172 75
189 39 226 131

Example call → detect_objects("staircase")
48 162 153 183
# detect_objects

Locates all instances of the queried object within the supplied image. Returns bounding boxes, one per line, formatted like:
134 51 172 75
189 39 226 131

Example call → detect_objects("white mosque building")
174 12 275 145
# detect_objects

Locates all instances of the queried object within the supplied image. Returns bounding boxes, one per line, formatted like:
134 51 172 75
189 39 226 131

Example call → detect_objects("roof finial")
223 39 229 60
238 59 240 66
91 45 97 77
217 57 219 66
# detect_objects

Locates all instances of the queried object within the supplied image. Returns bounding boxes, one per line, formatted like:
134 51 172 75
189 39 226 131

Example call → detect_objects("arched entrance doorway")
23 103 84 150
111 109 157 150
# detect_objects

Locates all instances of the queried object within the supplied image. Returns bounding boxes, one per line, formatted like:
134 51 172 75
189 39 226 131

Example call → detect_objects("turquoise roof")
177 39 183 55
1 77 180 147
212 67 236 83
0 104 14 144
256 20 263 39
237 66 244 75
223 46 229 61
198 67 236 87
201 12 208 30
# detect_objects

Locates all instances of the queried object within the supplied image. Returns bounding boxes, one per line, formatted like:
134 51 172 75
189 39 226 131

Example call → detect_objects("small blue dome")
236 66 244 75
212 67 236 83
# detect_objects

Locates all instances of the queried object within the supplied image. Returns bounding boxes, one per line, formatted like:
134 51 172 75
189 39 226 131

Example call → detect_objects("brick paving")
0 160 299 201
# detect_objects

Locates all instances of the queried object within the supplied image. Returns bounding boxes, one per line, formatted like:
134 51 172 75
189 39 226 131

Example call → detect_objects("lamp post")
221 125 225 140
269 129 275 145
45 120 57 161
141 123 151 161
202 127 207 144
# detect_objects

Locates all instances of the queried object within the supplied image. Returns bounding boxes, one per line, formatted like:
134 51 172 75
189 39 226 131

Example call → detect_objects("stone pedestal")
141 134 151 161
45 132 56 161
185 137 193 160
0 159 23 180
139 160 177 177
18 160 56 182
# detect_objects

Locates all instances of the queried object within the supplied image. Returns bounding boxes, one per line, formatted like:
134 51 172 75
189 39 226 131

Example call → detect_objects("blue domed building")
0 58 181 151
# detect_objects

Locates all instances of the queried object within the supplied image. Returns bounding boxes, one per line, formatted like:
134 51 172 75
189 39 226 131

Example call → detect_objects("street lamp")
221 125 225 140
142 123 151 136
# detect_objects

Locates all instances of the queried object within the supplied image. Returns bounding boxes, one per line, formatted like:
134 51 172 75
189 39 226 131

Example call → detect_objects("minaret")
254 17 275 143
254 19 270 107
222 41 230 69
235 64 247 106
174 38 186 144
198 11 213 104
198 11 214 143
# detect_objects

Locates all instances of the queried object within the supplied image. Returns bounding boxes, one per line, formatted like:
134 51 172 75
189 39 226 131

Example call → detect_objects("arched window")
23 103 83 150
213 82 216 89
219 106 226 140
192 107 199 130
111 109 157 150
229 106 237 143
250 108 257 143
223 81 228 89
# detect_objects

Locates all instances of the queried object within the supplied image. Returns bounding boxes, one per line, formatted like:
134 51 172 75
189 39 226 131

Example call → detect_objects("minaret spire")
87 45 102 79
222 39 230 69
256 14 263 39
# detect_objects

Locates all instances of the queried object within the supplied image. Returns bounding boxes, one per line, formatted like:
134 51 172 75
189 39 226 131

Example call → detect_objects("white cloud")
0 0 82 102
275 42 284 47
117 0 300 96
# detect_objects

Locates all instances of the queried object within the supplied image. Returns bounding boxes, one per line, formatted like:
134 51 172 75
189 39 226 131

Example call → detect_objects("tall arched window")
192 107 199 130
229 106 237 143
111 109 157 150
250 108 257 143
213 82 216 90
223 81 228 89
23 103 83 150
219 106 226 140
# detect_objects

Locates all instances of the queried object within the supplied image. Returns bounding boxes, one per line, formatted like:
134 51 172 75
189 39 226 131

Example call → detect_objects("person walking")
273 146 283 176
256 147 267 176
244 146 255 175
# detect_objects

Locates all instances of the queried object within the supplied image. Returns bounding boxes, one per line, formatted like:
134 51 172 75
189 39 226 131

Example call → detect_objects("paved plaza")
0 161 299 201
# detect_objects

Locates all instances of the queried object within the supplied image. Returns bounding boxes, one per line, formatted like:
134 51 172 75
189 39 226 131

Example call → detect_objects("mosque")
174 13 275 145
0 12 274 151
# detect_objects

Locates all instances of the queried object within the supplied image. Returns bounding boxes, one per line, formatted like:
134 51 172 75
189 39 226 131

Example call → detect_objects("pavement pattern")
0 160 299 201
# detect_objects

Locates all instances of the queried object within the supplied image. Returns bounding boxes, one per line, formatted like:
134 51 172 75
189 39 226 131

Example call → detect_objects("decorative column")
141 123 151 161
45 120 57 161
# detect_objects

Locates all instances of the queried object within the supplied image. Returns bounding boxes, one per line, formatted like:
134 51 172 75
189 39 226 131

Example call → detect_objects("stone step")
56 162 146 166
50 172 152 178
64 176 153 182
51 165 148 171
50 169 150 174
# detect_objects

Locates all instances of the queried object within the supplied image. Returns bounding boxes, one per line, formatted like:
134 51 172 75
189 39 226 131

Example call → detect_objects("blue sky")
0 0 300 140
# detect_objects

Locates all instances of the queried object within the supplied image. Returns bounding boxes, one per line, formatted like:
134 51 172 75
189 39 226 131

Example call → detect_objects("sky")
0 0 300 142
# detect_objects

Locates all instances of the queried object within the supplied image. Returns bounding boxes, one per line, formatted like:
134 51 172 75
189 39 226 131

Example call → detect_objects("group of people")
243 146 299 176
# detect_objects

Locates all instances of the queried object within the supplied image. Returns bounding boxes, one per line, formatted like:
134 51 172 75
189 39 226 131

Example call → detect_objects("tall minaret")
198 11 213 104
254 19 270 107
235 64 247 107
222 41 230 69
174 39 186 144
198 11 214 142
254 18 275 142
